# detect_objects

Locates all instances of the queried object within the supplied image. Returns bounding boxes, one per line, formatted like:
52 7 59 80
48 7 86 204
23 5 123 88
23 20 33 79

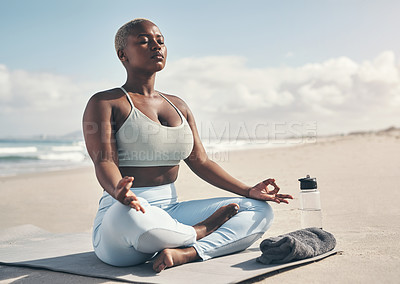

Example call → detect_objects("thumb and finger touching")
252 178 293 203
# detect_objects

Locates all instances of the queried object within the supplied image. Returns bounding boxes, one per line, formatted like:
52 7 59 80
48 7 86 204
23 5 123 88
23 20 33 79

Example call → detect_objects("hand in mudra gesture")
248 178 293 204
115 176 146 213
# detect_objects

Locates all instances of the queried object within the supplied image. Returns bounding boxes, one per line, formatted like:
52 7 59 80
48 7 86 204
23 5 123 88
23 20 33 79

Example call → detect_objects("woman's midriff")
119 165 179 187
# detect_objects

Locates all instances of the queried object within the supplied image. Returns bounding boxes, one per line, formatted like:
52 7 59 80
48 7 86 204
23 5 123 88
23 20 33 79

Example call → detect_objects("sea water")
0 138 90 177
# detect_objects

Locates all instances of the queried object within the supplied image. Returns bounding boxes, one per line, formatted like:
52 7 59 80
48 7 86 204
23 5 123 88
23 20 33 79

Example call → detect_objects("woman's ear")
118 50 126 61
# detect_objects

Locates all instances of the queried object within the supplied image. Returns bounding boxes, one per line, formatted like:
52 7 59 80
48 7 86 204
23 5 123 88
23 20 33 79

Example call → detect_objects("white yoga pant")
92 183 274 266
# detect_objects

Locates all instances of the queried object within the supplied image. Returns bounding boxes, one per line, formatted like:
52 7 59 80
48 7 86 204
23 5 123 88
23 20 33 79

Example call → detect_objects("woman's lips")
152 52 164 60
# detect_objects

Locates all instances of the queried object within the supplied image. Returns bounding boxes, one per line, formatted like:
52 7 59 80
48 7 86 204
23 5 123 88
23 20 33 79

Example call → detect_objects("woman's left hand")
247 178 293 204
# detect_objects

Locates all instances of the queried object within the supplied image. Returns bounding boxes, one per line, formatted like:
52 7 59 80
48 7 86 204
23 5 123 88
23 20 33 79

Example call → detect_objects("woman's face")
120 21 167 73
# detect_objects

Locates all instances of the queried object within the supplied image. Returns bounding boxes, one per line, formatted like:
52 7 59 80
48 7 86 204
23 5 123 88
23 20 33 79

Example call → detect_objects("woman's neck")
123 71 157 96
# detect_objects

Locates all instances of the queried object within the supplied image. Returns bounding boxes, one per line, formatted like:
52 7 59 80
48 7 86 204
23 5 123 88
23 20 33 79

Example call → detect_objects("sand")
1 129 400 283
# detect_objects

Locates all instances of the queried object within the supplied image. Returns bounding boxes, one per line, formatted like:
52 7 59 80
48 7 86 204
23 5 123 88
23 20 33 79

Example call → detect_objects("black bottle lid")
298 175 317 189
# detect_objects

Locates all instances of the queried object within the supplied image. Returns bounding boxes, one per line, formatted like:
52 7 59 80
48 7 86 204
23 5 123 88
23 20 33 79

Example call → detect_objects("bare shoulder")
84 88 126 120
160 92 192 118
88 88 124 104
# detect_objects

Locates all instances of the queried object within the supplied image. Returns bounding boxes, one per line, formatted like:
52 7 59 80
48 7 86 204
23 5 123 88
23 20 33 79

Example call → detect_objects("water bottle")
298 175 322 229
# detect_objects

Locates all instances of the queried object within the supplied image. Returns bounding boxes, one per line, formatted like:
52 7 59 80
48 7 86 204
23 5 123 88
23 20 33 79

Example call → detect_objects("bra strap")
120 87 135 108
158 93 184 118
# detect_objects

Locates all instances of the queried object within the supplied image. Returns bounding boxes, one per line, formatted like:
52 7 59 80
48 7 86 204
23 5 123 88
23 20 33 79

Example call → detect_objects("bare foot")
193 203 239 240
152 203 239 273
153 247 199 272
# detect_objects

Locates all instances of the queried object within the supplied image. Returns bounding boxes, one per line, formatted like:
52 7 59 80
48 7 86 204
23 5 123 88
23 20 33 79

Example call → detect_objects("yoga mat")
0 225 338 284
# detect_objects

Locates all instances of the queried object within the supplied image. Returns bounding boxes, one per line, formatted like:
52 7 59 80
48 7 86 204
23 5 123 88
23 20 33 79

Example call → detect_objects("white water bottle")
299 175 322 229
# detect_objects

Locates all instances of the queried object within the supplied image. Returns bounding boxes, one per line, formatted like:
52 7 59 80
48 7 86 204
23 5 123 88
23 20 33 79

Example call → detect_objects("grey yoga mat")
0 225 338 284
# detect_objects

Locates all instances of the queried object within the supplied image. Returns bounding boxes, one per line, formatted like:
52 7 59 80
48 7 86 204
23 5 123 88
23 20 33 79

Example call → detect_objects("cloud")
1 51 399 137
1 65 87 112
158 51 400 135
0 64 111 136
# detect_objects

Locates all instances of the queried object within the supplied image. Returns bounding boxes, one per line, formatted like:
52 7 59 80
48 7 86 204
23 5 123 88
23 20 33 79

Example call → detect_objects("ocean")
0 138 90 177
0 136 315 177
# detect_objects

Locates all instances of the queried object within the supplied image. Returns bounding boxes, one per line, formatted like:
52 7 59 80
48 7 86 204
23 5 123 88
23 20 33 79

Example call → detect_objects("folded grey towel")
257 227 336 264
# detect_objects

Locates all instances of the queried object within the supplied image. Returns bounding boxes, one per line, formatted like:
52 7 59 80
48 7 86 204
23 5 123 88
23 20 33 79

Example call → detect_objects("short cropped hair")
114 18 154 53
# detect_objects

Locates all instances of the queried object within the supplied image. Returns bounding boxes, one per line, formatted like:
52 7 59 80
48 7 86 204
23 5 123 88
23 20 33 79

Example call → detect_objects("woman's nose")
150 41 161 50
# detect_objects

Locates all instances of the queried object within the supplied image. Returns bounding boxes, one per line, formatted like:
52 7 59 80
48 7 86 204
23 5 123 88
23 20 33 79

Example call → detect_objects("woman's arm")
82 93 145 212
181 100 292 203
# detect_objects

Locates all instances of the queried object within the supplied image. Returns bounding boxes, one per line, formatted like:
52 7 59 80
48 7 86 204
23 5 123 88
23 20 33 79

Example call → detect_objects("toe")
156 262 166 273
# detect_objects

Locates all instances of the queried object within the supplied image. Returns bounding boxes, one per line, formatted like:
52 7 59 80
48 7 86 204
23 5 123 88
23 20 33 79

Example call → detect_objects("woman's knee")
95 240 154 267
106 197 149 217
239 198 274 228
257 199 274 219
102 198 150 235
239 198 273 214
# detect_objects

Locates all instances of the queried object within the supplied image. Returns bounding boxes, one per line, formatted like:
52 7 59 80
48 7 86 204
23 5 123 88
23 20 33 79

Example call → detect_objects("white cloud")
1 65 86 112
358 51 398 83
1 51 399 137
0 64 112 136
158 51 400 135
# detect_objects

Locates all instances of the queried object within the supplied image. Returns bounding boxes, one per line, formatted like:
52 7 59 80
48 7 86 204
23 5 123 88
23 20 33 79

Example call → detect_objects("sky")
0 0 399 138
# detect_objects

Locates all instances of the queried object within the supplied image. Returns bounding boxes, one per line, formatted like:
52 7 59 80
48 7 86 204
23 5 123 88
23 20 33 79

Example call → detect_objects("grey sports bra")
115 87 194 167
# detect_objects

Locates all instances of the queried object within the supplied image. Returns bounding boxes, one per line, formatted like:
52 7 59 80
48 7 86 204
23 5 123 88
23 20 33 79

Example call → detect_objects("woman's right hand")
114 176 145 213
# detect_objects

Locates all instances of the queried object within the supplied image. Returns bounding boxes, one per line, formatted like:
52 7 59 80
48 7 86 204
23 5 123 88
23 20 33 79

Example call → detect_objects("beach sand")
1 129 400 283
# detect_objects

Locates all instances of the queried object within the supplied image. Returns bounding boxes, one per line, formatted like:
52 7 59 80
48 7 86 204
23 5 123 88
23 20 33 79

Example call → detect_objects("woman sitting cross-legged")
82 18 293 273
